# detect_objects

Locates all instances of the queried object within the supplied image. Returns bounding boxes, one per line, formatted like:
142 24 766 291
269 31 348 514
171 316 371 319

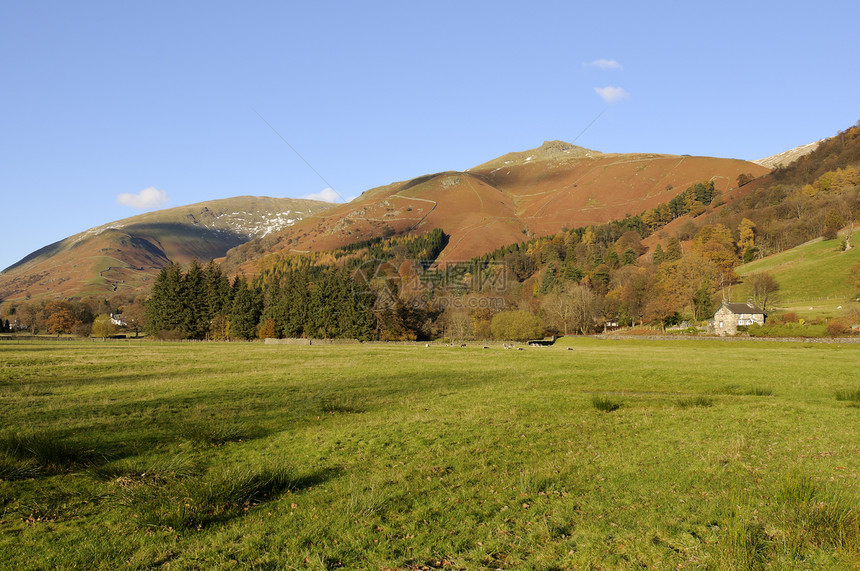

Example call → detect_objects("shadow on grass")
713 384 774 397
0 431 129 480
127 464 341 531
177 421 270 447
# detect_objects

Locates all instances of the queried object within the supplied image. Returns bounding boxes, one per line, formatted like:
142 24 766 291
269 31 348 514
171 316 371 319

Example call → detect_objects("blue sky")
2 0 858 271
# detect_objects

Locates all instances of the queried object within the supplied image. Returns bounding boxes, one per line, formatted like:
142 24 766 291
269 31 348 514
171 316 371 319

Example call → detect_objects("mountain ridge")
0 196 333 301
225 141 769 273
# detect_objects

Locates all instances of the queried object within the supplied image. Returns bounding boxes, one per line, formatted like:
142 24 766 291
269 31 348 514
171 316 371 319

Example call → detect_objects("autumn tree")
490 310 543 341
121 299 146 337
44 302 75 336
91 314 117 338
737 173 754 187
659 252 718 322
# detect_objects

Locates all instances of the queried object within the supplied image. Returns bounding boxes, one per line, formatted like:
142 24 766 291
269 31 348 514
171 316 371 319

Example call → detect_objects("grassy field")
734 229 860 319
2 339 860 569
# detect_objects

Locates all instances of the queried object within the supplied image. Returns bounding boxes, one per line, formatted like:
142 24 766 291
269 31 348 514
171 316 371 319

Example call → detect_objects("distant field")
735 229 860 317
2 340 860 569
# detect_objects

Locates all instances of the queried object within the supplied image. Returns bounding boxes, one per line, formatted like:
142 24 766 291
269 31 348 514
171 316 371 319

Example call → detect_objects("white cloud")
585 59 622 70
302 187 344 203
594 86 630 103
116 186 169 209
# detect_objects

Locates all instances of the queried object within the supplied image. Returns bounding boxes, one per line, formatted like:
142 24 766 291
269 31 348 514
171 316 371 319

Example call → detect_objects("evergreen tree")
204 259 232 318
228 277 262 340
652 243 665 265
540 262 557 294
180 260 209 339
621 248 637 266
666 237 683 261
144 262 184 335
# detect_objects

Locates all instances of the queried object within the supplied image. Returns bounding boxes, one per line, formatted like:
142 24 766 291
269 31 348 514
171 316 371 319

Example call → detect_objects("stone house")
709 302 765 336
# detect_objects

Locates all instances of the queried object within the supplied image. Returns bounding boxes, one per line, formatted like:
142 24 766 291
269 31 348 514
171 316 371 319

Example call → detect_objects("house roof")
719 302 764 315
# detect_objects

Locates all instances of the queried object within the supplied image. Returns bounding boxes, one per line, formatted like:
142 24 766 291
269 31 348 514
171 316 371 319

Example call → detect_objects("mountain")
0 196 333 301
225 142 769 272
752 140 821 169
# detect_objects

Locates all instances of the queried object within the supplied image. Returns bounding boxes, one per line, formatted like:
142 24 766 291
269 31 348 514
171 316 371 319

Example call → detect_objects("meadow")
1 338 859 569
734 229 860 320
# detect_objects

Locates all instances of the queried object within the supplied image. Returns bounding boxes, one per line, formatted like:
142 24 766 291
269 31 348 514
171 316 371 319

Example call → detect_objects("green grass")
2 339 860 568
835 388 860 402
734 229 860 318
676 395 714 408
591 395 621 412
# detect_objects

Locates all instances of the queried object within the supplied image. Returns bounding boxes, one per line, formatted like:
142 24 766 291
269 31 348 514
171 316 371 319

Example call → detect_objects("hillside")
226 142 768 273
0 196 332 301
752 140 820 169
732 228 860 317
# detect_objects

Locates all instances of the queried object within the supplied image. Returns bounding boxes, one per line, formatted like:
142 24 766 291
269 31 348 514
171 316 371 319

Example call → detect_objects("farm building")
708 302 765 336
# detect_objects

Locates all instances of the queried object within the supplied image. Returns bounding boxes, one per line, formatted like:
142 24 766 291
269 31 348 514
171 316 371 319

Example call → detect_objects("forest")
3 124 859 341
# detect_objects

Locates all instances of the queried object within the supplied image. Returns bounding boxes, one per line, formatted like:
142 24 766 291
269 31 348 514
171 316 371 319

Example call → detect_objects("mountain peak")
471 140 599 171
535 140 594 158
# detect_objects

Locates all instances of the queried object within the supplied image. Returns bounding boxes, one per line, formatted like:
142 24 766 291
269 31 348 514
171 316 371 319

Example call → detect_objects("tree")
539 263 557 294
257 317 277 339
122 299 146 337
229 277 262 340
823 209 845 240
543 283 602 334
737 218 756 251
665 237 683 261
748 272 780 311
144 263 184 335
91 314 117 338
45 303 75 336
180 260 209 339
652 243 665 265
490 310 543 341
441 307 473 341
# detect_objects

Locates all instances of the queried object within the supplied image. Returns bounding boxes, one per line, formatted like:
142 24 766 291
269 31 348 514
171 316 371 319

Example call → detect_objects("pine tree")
144 262 184 335
181 260 209 339
540 262 557 294
228 277 262 340
204 260 231 318
666 237 683 261
652 243 665 265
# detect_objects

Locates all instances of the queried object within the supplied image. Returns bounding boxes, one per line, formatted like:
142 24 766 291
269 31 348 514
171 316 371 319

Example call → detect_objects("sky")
2 0 858 271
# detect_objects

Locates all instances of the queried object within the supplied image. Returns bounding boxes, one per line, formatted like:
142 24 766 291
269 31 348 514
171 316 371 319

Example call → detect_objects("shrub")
591 395 621 412
156 329 186 341
490 310 543 341
826 319 849 337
